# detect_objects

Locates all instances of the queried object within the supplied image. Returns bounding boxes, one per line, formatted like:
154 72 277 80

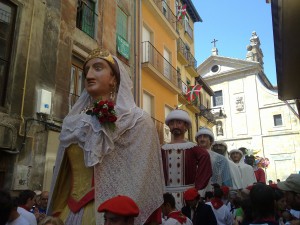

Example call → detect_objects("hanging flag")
177 4 187 21
185 84 202 103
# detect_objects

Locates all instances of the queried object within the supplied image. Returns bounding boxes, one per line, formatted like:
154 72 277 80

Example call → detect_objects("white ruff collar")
162 142 197 150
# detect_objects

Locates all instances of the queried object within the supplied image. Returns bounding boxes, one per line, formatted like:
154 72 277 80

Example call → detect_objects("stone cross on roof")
211 39 218 48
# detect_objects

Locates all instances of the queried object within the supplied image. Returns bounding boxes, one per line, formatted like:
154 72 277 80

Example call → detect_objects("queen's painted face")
84 58 117 100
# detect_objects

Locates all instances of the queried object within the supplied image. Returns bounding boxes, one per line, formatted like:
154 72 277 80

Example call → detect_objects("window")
142 26 153 63
116 7 130 59
76 0 96 37
162 0 168 18
163 48 171 79
0 0 16 106
213 90 223 106
211 65 219 73
175 0 179 16
273 114 283 126
69 56 85 111
184 14 192 38
143 92 154 117
117 7 128 41
164 106 172 120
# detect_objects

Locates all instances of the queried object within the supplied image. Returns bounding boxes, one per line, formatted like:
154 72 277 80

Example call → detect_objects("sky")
191 0 277 85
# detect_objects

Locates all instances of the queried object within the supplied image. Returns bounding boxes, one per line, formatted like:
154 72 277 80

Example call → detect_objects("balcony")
184 21 193 41
176 38 198 77
144 0 179 39
141 41 181 94
197 104 217 124
76 0 98 38
152 117 166 145
177 79 200 112
185 51 198 77
177 38 189 65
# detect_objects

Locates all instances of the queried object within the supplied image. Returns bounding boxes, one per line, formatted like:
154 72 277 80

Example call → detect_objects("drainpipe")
134 0 141 106
19 0 35 138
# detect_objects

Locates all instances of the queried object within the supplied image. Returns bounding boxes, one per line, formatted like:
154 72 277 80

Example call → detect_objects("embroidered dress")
161 142 212 209
48 57 164 225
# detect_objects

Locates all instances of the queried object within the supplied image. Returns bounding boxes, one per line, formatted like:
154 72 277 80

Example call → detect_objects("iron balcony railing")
177 38 189 61
187 51 197 68
184 21 193 40
198 103 216 123
76 0 97 38
141 41 178 87
151 117 165 145
177 38 197 68
178 79 188 97
152 0 177 31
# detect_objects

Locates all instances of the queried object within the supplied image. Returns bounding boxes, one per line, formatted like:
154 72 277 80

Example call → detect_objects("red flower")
87 99 117 131
101 108 108 114
99 117 106 123
98 101 105 107
108 115 117 122
107 101 114 109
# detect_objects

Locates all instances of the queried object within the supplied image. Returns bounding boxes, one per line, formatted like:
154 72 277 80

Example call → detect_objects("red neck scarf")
168 211 187 224
253 216 277 223
211 198 224 209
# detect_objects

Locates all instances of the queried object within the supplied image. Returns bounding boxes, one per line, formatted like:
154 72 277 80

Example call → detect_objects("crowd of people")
0 48 299 225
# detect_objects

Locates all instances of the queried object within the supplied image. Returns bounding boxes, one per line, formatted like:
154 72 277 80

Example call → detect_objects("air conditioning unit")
36 89 52 115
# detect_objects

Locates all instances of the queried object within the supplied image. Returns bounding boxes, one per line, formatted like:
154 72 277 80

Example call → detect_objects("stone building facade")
0 0 137 192
197 32 300 181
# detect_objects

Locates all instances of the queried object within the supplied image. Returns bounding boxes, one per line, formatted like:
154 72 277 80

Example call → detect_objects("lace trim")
162 142 197 150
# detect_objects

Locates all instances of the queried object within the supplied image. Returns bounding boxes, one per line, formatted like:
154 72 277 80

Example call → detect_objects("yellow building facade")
141 0 179 143
141 0 214 143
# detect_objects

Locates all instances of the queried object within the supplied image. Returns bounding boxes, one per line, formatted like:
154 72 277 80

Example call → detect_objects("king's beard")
171 128 184 136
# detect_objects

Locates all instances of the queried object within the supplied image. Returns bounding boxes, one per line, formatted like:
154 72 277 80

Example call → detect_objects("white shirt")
6 214 30 225
163 217 193 225
290 209 300 219
206 202 233 225
17 207 37 225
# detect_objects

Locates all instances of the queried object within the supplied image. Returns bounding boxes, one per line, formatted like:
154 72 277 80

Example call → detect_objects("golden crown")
85 48 115 65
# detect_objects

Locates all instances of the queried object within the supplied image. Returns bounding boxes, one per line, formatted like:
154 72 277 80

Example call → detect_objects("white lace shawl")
48 57 164 225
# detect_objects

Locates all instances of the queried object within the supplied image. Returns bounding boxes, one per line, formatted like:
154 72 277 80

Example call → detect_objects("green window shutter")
81 0 95 37
117 7 128 40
